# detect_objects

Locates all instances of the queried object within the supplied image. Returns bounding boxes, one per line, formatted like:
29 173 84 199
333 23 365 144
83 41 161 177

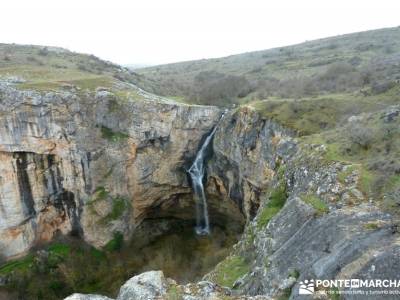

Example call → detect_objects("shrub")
371 81 396 94
355 43 375 52
348 56 362 66
100 196 127 224
38 47 49 56
348 124 374 150
100 126 129 142
104 232 124 252
77 63 90 72
288 269 300 279
190 71 252 105
278 76 317 98
315 62 363 92
26 55 44 65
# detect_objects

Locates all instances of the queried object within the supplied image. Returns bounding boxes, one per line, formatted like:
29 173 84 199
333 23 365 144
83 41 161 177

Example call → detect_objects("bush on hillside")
348 124 374 149
189 71 253 105
38 47 49 56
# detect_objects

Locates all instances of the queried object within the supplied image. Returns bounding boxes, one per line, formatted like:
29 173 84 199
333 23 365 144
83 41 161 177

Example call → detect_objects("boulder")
117 271 167 300
64 294 113 300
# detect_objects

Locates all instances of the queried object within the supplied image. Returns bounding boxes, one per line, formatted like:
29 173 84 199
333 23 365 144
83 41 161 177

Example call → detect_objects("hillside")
0 43 160 101
137 26 400 106
0 29 399 300
136 27 400 228
135 27 400 204
0 44 229 299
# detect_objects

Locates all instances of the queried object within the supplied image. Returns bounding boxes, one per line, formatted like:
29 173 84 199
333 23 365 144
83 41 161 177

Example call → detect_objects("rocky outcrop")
117 270 167 300
203 106 400 299
65 294 113 300
0 81 222 258
206 106 295 220
64 270 271 300
244 201 398 298
2 71 399 300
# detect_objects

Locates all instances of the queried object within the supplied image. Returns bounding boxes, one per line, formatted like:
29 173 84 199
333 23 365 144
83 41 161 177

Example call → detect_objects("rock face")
0 81 222 258
206 106 294 220
117 270 167 300
2 72 399 300
64 270 271 300
203 107 400 299
65 294 113 300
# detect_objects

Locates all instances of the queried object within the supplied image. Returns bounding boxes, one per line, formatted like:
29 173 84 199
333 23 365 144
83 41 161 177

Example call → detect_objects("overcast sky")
1 0 400 66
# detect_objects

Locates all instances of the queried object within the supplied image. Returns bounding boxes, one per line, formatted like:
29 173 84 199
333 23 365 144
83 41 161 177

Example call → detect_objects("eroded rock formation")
1 75 399 300
204 106 400 299
0 81 223 258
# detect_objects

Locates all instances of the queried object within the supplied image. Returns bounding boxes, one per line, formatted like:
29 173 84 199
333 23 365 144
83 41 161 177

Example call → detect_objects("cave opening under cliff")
0 190 245 299
124 191 246 282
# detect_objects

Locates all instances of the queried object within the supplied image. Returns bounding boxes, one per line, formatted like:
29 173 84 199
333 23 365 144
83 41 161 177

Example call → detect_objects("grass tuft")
302 194 329 215
364 222 380 230
101 126 129 142
104 232 124 252
257 183 287 229
0 255 34 275
100 196 127 224
212 255 250 288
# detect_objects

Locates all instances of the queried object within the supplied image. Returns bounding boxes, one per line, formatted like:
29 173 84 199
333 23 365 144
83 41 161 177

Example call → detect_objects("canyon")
0 41 399 300
0 79 237 258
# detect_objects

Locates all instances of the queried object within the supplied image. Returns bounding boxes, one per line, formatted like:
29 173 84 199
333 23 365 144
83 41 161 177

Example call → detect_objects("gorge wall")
1 77 399 299
204 107 400 299
0 81 234 259
65 105 400 300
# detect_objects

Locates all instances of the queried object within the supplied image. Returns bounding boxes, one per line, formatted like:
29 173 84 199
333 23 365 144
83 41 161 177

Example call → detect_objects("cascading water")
188 114 225 235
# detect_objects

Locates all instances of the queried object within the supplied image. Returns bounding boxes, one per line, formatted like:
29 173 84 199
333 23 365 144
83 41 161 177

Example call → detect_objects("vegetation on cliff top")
137 27 400 106
0 43 143 87
300 106 400 205
1 27 399 299
133 27 400 209
249 86 399 136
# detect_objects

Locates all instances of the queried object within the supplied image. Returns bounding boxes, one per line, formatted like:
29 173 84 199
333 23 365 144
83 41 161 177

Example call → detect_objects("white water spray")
188 114 225 235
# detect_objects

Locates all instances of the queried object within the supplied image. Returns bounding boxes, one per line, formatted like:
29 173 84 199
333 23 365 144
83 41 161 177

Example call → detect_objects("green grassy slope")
0 44 151 93
137 26 400 214
137 27 400 105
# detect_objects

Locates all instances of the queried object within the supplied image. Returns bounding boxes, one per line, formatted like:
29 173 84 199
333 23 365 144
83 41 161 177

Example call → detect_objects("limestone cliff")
204 106 400 299
0 80 221 258
2 44 399 300
206 106 295 220
68 105 400 300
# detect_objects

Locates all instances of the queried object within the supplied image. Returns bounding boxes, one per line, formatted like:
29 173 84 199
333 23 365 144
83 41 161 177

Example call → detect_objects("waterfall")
188 114 224 235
